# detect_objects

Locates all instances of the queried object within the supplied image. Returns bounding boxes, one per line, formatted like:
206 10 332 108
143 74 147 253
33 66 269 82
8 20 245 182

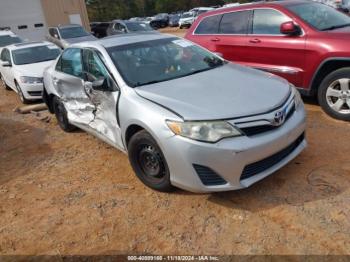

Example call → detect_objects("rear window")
219 11 251 34
194 14 222 34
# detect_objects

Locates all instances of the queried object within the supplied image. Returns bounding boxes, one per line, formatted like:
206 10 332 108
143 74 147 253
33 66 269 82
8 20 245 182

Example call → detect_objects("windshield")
0 35 23 47
181 12 194 19
59 27 90 39
107 38 225 87
126 22 153 32
12 45 61 65
287 2 350 31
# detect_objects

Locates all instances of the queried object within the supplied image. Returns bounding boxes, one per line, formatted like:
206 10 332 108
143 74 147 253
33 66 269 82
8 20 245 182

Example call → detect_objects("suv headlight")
20 76 43 84
166 120 242 143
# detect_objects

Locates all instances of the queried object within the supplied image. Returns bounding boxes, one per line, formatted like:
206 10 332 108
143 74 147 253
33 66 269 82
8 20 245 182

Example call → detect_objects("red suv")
185 0 350 121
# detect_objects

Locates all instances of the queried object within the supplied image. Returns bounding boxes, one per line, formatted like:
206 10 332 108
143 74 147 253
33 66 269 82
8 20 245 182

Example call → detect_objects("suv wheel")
0 74 11 90
15 82 30 104
318 68 350 121
128 130 174 192
53 97 77 132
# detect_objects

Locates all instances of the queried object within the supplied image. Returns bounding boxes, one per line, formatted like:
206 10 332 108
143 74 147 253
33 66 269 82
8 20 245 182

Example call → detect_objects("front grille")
240 133 305 181
28 91 42 96
241 104 295 137
193 164 227 186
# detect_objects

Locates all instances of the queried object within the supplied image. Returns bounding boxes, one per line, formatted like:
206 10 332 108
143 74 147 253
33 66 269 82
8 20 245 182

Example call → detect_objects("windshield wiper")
321 23 350 31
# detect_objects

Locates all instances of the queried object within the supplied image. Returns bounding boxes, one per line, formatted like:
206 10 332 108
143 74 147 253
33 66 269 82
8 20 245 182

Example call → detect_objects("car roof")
54 24 83 29
71 32 175 49
6 41 58 51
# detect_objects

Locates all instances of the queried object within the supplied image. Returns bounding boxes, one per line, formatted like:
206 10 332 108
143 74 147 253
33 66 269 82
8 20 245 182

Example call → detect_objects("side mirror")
91 77 116 92
1 61 11 67
280 21 301 36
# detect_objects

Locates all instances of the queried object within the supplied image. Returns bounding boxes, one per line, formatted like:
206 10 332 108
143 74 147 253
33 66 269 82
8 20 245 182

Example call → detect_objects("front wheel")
15 82 30 104
53 97 77 132
318 68 350 121
128 130 174 192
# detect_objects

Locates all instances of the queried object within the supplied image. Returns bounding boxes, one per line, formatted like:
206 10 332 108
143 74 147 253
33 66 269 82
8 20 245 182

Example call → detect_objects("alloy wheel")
326 78 350 115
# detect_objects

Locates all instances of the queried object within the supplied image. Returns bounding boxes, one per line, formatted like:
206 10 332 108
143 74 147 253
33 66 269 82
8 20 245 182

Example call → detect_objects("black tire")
128 130 174 192
53 96 77 132
15 82 30 104
0 73 11 90
318 68 350 121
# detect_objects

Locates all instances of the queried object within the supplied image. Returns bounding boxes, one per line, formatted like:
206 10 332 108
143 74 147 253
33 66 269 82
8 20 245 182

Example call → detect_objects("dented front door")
81 49 124 150
53 48 96 125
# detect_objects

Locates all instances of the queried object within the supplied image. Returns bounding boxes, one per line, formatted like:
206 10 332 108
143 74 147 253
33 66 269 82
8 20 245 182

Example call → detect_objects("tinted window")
59 27 89 39
0 35 23 47
12 45 61 65
83 49 108 82
253 9 290 34
60 48 82 77
1 49 11 62
195 14 222 34
220 11 251 34
287 2 350 31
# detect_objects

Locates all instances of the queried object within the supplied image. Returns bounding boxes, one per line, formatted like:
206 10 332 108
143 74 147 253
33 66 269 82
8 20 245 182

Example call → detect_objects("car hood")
15 60 54 77
64 35 97 44
135 63 291 121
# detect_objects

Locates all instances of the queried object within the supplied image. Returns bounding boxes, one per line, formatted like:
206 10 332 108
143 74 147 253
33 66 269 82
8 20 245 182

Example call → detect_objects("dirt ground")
0 28 350 256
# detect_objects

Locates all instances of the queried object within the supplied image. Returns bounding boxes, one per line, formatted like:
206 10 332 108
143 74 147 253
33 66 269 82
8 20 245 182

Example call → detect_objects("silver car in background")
43 33 306 193
46 24 97 49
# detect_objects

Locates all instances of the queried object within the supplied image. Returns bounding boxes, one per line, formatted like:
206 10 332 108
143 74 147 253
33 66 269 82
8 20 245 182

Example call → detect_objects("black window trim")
192 7 304 36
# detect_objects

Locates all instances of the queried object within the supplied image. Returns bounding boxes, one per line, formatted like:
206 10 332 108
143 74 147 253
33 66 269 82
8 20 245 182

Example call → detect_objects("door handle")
210 37 220 42
249 38 261 44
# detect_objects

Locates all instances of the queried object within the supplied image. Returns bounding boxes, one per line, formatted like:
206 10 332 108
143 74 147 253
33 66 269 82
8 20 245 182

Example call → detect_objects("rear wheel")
318 68 350 121
15 82 30 104
128 130 174 192
53 97 77 132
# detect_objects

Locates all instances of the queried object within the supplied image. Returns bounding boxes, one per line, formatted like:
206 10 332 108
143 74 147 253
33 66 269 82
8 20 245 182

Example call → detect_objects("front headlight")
20 76 43 84
166 120 242 143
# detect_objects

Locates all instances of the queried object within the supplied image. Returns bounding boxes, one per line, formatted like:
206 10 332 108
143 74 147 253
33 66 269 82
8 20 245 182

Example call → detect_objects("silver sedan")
43 33 307 193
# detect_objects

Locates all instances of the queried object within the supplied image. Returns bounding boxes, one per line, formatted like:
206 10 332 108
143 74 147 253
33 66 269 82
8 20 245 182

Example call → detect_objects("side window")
60 48 82 77
219 11 251 34
194 14 222 34
252 9 290 35
0 49 6 61
83 49 109 82
1 49 11 62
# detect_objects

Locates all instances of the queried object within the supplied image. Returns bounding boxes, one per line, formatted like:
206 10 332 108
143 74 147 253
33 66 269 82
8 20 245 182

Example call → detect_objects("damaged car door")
53 48 96 126
81 48 123 149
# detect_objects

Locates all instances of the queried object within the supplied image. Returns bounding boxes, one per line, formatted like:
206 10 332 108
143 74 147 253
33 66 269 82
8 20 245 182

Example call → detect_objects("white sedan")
0 41 61 103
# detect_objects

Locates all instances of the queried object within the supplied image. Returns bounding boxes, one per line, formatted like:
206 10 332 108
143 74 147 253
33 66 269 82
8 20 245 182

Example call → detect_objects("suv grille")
193 164 227 186
240 133 304 181
241 104 295 137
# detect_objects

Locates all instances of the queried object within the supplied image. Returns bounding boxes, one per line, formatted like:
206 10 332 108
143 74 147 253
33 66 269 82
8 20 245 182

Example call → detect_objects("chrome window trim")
192 7 305 37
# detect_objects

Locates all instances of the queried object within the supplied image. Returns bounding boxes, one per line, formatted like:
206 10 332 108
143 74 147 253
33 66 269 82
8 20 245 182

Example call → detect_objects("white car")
0 41 61 103
0 30 23 55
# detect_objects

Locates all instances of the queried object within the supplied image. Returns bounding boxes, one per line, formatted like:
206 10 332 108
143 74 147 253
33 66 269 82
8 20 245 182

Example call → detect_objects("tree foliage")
86 0 230 21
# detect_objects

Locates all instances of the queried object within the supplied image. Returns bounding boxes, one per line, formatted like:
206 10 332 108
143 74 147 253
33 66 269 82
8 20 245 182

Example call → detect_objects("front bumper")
161 104 307 193
20 83 43 100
